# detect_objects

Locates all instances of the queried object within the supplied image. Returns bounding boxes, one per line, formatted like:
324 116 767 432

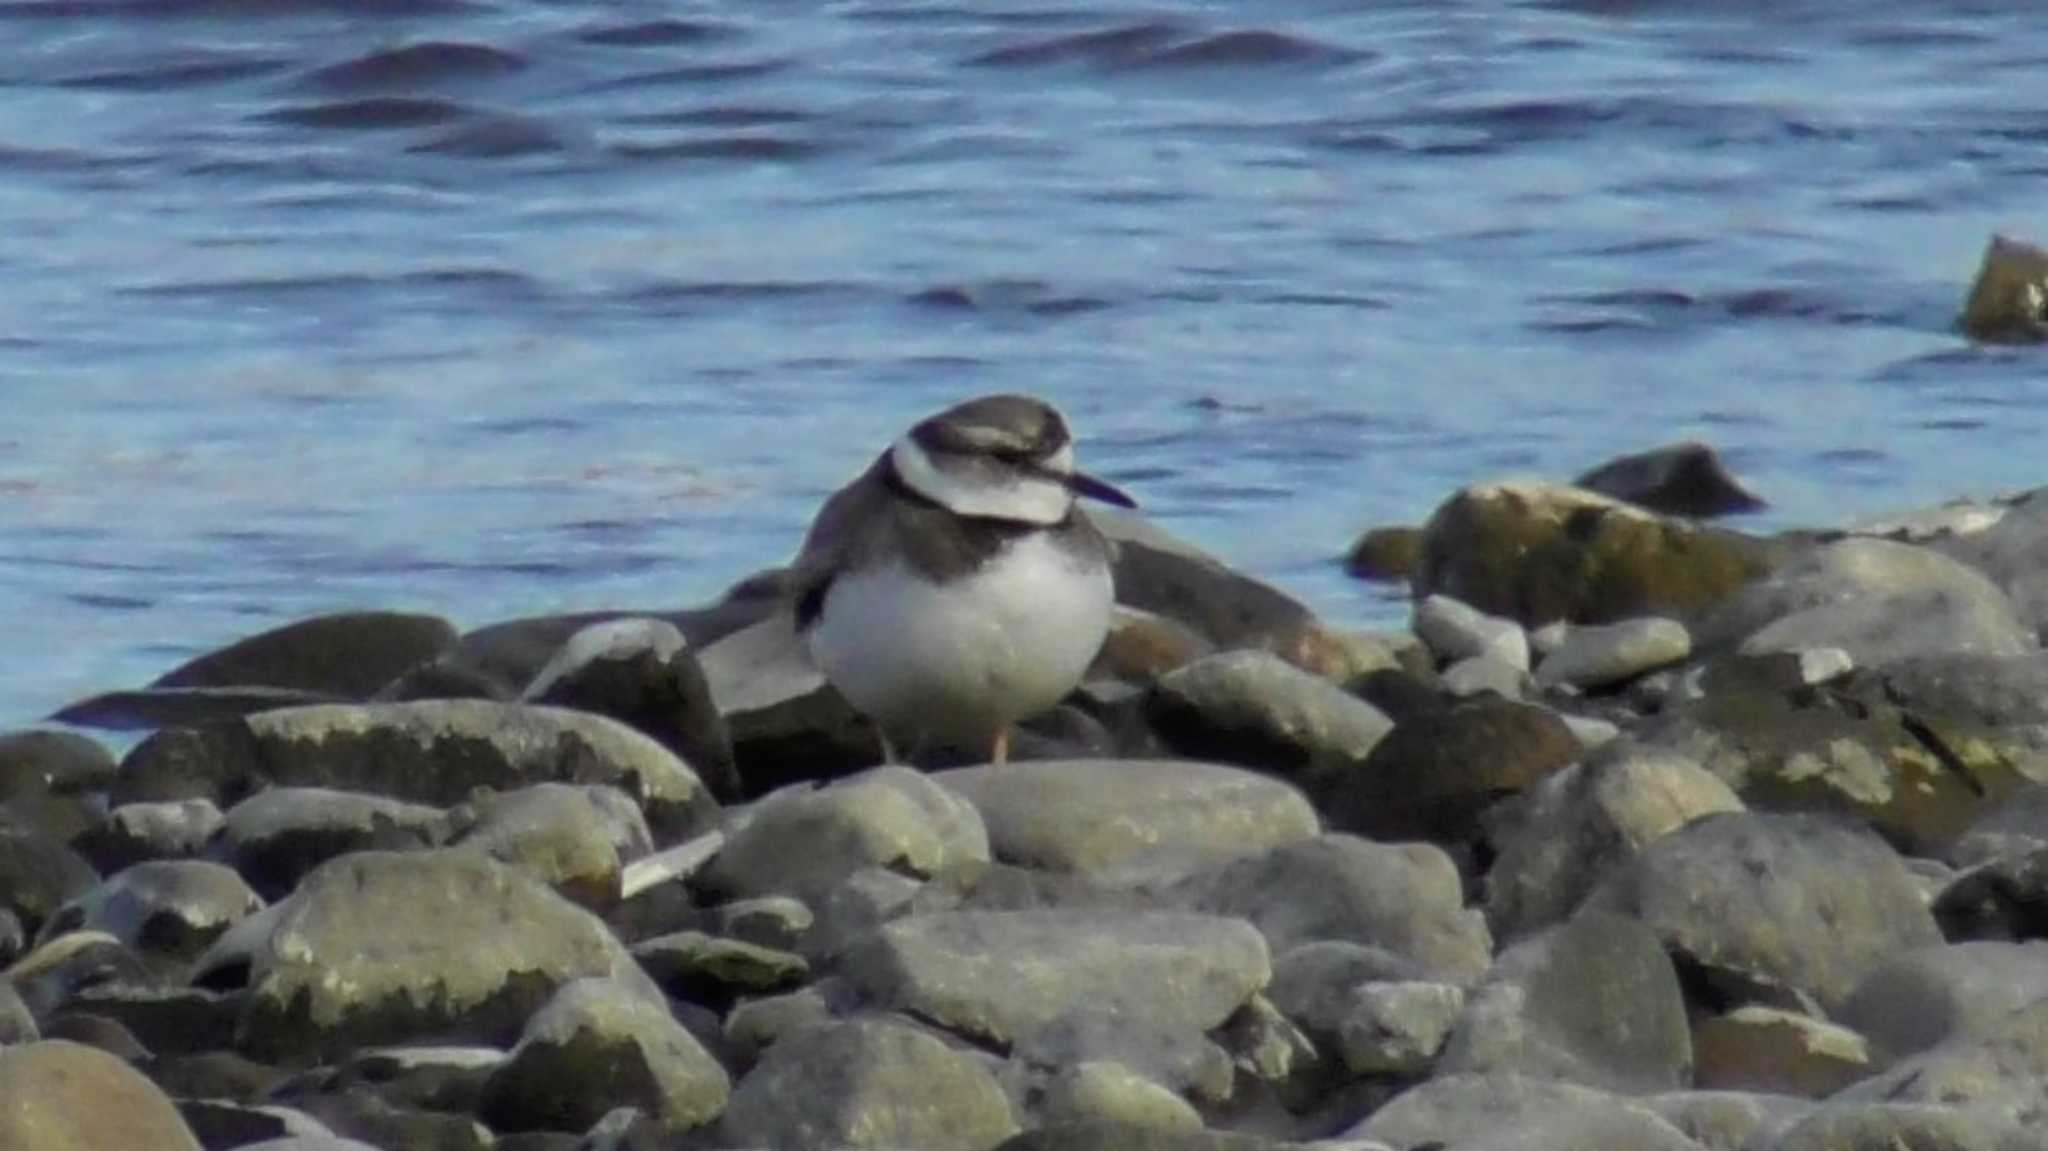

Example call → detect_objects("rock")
64 983 231 1059
1574 442 1766 519
2 932 151 1020
1334 980 1465 1075
1005 1011 1235 1110
1438 1105 1709 1151
1692 1006 1870 1097
451 783 650 909
801 866 924 964
703 895 812 951
697 614 881 794
1534 617 1691 691
1349 1072 1666 1148
1038 1061 1204 1132
38 1011 151 1061
1837 994 2048 1108
994 1124 1293 1151
1586 811 1942 1014
1951 783 2048 867
1263 619 1409 685
1841 941 2048 1060
193 848 662 1062
0 978 34 1044
1345 525 1423 583
1485 743 1744 942
1696 537 2031 667
1146 651 1395 788
844 909 1268 1047
1644 1091 1814 1151
1413 595 1531 671
1413 480 1771 627
147 1049 290 1102
721 985 837 1065
0 826 98 936
0 728 115 842
42 860 261 963
700 766 988 905
52 686 340 731
1439 655 1531 700
152 611 458 697
1924 486 2048 641
522 618 741 803
1327 695 1580 849
721 1018 1018 1151
1768 1100 2035 1151
73 800 224 873
175 1102 340 1149
631 931 808 1008
264 1084 492 1151
115 700 716 843
1165 835 1492 983
0 1039 203 1150
1213 991 1315 1084
1959 233 2048 342
478 977 730 1136
1091 507 1314 649
215 787 445 901
934 759 1318 874
1092 607 1216 683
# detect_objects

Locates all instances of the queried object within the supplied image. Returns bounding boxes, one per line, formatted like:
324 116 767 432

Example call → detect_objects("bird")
790 393 1135 766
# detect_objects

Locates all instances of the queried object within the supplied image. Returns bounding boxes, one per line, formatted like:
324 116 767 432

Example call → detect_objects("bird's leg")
990 725 1011 766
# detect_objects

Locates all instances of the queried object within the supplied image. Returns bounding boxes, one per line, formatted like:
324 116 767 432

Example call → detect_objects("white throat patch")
889 434 1071 525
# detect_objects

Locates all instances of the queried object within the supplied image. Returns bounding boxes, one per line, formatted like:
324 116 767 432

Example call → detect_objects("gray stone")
1146 651 1394 785
1214 992 1316 1084
802 866 924 964
1414 595 1531 672
1535 617 1691 691
698 614 881 794
1440 655 1531 700
1090 507 1315 650
1643 1091 1813 1151
1440 911 1690 1093
703 895 812 951
116 700 717 843
1037 1061 1203 1132
1349 1072 1663 1148
701 766 988 905
1841 942 2048 1060
76 799 225 872
523 617 740 803
193 848 661 1061
994 1124 1296 1151
1587 812 1942 1014
1335 980 1465 1075
722 984 837 1064
0 728 116 843
478 977 730 1136
721 1018 1018 1151
42 860 261 963
0 1039 204 1150
1768 1100 2038 1151
452 783 651 909
844 909 1268 1047
54 686 339 732
1446 1106 1708 1151
1165 835 1492 983
214 787 445 901
1331 695 1582 848
1574 441 1767 519
1486 743 1744 942
1837 995 2048 1108
1698 537 2031 667
0 827 98 938
1951 783 2048 868
1691 1005 1870 1097
1005 1011 1235 1108
151 611 459 698
631 930 808 1006
933 759 1318 875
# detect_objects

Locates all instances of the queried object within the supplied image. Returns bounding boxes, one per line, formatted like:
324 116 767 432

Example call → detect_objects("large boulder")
151 611 458 697
1145 651 1395 788
0 729 116 842
42 860 262 964
1573 441 1766 519
0 826 99 937
0 1039 205 1150
1413 481 1771 627
1090 508 1314 649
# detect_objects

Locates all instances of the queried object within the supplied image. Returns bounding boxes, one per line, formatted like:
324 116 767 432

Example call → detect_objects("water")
3 0 2045 727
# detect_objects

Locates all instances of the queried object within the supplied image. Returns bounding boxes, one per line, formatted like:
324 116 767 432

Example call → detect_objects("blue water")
3 0 2045 727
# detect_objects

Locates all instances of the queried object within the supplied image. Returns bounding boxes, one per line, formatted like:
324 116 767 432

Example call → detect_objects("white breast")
806 530 1113 747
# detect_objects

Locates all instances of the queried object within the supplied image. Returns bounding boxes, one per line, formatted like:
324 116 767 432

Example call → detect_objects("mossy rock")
1415 481 1772 627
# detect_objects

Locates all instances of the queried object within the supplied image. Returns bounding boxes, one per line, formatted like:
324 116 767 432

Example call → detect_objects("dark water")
3 0 2045 726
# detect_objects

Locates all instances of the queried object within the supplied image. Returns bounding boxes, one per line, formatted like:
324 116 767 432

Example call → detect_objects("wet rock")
194 848 662 1062
1414 480 1771 627
1697 537 2031 666
1768 1100 2036 1151
1692 1005 1869 1097
1586 811 1941 1015
216 787 445 901
478 977 730 1136
1485 743 1744 942
1165 835 1491 983
630 930 808 1008
522 617 741 803
1345 524 1423 583
1841 942 2048 1060
154 611 459 698
115 700 716 843
74 799 224 873
1327 694 1580 849
1575 441 1767 519
697 614 881 794
700 766 988 905
1440 910 1689 1093
1348 1072 1665 1148
451 783 650 909
1959 233 2048 342
1092 606 1216 682
0 826 98 936
1146 651 1395 787
43 860 261 964
1414 594 1530 671
721 1018 1018 1151
934 759 1318 874
0 1039 204 1150
0 728 115 842
1534 617 1691 691
1092 507 1314 649
1037 1061 1204 1132
845 909 1268 1046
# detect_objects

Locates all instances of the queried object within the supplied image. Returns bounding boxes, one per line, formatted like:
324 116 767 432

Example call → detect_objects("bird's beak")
1064 469 1137 508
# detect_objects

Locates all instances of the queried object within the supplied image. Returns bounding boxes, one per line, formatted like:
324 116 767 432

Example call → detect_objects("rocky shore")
12 416 2048 1150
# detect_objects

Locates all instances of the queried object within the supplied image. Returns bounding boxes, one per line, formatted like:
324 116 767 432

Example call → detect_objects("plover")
792 394 1135 765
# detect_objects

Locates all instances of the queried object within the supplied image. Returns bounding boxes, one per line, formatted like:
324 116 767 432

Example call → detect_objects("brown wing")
790 453 893 630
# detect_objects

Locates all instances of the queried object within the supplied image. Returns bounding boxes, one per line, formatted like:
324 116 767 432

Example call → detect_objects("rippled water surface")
4 0 2046 723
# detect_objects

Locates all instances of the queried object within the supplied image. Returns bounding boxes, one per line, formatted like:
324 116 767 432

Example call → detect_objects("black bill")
1064 468 1137 508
